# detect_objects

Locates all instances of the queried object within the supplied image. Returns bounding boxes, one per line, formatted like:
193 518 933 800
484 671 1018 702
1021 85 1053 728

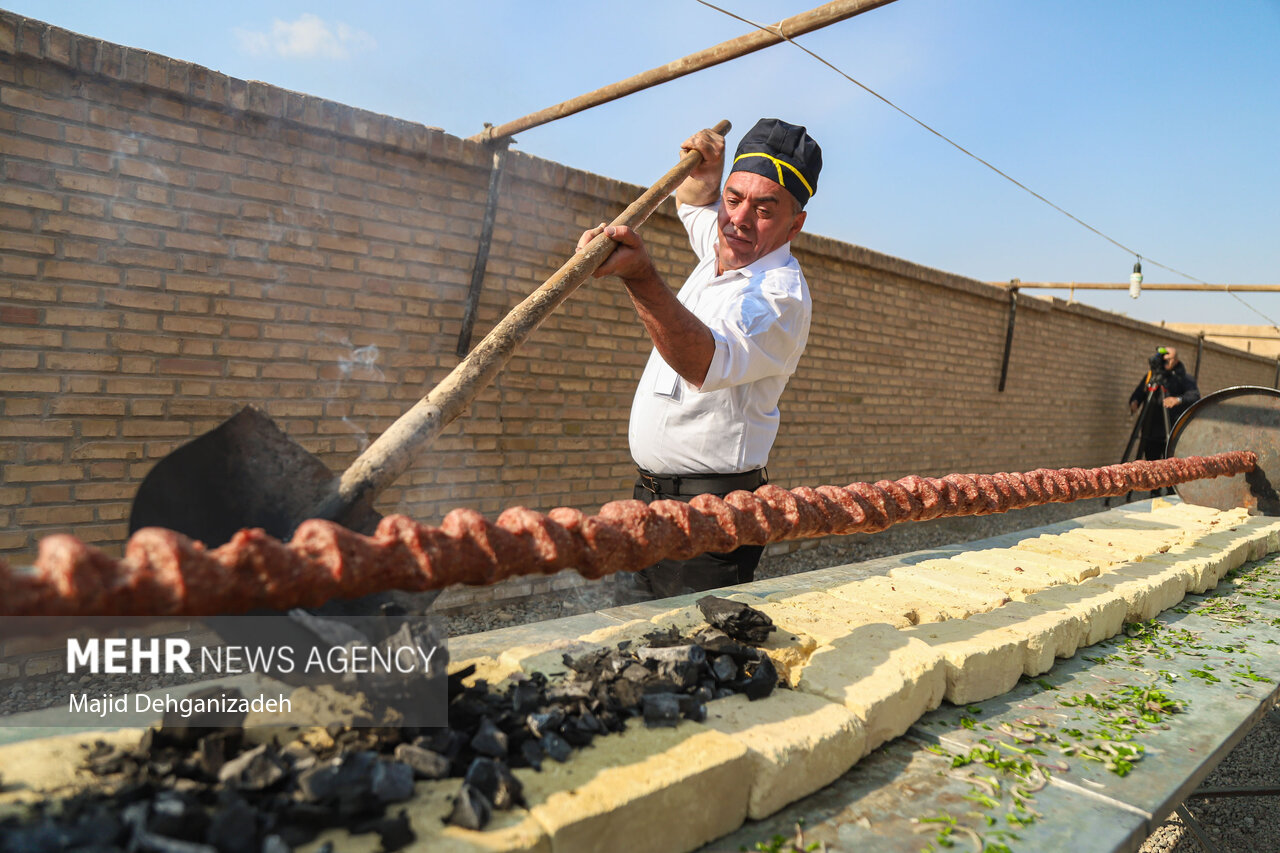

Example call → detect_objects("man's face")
1164 348 1178 369
715 171 807 273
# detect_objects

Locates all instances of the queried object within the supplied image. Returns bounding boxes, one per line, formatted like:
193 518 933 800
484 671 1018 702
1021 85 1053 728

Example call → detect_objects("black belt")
637 467 767 497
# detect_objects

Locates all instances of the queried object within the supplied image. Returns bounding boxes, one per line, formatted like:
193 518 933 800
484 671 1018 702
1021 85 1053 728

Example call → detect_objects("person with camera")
577 118 822 603
1128 346 1200 462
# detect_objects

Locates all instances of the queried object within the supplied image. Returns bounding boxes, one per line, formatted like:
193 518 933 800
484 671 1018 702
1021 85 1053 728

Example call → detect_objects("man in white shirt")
577 118 822 601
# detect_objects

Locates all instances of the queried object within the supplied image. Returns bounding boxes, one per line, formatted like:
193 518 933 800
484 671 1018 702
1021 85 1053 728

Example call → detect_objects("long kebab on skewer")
0 452 1255 619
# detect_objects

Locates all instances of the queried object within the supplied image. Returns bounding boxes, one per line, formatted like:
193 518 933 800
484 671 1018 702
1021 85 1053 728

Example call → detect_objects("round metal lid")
1169 385 1280 515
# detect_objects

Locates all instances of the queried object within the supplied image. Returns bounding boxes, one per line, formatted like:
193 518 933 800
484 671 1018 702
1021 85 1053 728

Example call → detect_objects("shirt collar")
716 241 793 279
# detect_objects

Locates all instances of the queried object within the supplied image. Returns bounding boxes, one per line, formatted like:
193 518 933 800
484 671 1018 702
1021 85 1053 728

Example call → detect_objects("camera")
1149 347 1169 371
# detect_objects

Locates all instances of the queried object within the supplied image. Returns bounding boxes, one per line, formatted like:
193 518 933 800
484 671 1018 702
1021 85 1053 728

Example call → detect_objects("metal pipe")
998 283 1018 392
469 0 897 143
997 282 1280 292
457 143 511 357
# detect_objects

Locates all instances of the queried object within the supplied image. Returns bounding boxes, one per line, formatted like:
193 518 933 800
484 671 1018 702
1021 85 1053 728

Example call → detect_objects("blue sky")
8 0 1280 328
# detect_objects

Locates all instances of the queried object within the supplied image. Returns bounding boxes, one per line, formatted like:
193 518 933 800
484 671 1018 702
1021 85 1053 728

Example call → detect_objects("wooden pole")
469 0 897 143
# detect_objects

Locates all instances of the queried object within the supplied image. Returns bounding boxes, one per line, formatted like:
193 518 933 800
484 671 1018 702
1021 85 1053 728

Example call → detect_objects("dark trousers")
613 470 766 604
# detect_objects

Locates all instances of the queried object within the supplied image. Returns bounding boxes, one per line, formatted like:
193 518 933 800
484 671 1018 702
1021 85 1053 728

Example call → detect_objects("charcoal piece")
448 664 477 698
525 707 564 738
655 660 701 690
204 795 259 853
676 694 707 723
637 645 707 666
392 743 449 780
620 662 651 683
145 790 209 841
260 836 290 853
417 728 466 761
0 820 73 853
371 762 415 804
511 679 542 715
642 693 682 728
352 810 415 852
447 783 492 831
711 654 739 683
558 718 595 748
216 743 288 791
123 799 217 853
83 741 130 776
464 758 524 810
577 709 603 734
610 679 644 709
540 732 572 763
714 687 736 699
562 648 608 675
194 730 242 779
739 655 779 701
693 685 716 704
296 750 380 814
53 804 127 850
545 683 592 703
519 738 544 771
597 709 627 733
692 628 762 663
696 596 775 644
280 741 317 773
470 718 508 758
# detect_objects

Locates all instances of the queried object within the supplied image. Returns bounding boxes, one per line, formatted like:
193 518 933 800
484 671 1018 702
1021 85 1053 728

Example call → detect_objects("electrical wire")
695 0 1280 330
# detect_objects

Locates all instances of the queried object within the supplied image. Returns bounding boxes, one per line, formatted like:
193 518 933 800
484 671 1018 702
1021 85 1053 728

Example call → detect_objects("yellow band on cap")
732 152 815 198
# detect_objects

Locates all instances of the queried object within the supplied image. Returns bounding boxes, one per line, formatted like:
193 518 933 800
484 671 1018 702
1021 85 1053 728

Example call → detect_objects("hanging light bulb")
1129 258 1143 299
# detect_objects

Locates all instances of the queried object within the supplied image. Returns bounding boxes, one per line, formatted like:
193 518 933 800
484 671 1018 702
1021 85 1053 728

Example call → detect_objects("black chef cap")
730 118 823 208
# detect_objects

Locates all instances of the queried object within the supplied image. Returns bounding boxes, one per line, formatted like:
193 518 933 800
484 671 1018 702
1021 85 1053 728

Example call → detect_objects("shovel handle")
325 119 732 522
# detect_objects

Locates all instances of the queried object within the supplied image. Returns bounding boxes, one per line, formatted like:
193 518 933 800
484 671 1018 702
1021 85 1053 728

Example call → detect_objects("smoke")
320 336 386 453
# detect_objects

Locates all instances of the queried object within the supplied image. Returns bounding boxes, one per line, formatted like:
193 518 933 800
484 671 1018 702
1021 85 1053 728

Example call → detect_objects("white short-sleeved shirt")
628 201 811 475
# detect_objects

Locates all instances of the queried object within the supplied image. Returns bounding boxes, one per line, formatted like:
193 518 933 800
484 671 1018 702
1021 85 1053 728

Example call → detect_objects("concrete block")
1011 533 1128 567
937 548 1093 596
755 593 907 646
519 717 752 853
1019 584 1129 647
901 618 1029 705
795 623 946 755
885 560 1012 616
1137 546 1226 594
703 690 866 819
1075 561 1188 623
962 600 1087 675
824 574 997 624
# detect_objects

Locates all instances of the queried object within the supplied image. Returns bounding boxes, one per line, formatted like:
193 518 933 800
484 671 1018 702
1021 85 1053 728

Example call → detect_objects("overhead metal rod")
1187 332 1280 339
996 282 1280 292
469 0 897 143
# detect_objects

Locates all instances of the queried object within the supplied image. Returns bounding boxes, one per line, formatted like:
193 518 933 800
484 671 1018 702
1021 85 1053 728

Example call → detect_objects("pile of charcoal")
444 595 780 830
0 709 428 853
0 596 780 849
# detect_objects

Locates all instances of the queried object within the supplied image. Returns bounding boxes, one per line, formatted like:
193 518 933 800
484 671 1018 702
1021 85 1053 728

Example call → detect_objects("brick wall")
1 11 1273 609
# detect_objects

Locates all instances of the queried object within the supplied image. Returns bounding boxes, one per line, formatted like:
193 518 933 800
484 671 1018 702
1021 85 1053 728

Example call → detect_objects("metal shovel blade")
128 406 381 544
